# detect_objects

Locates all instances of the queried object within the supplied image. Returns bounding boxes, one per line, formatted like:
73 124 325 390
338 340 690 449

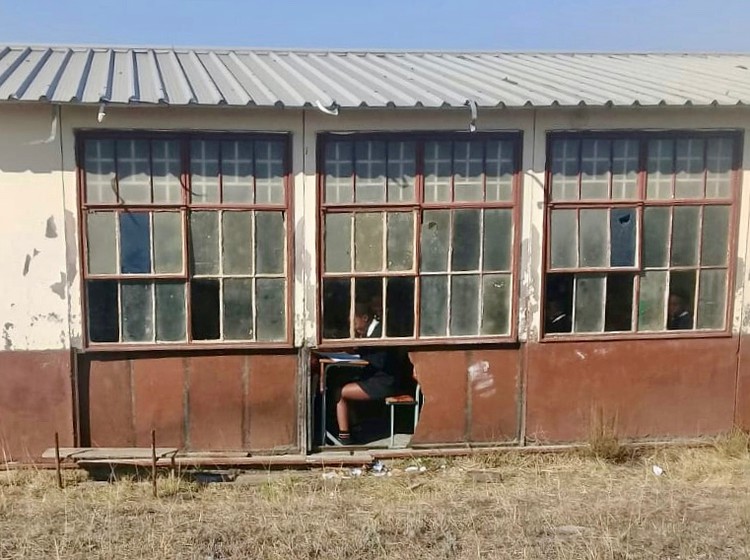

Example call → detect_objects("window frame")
316 130 524 348
76 129 295 351
541 129 743 342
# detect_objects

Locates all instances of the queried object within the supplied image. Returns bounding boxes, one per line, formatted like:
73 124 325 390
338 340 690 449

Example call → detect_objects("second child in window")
667 292 693 330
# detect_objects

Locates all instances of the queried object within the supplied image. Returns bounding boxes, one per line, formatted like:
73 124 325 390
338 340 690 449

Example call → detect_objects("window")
319 133 521 342
544 132 739 336
81 134 290 345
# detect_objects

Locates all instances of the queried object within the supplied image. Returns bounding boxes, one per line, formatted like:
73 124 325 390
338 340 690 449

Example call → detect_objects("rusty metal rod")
151 429 157 498
54 432 63 490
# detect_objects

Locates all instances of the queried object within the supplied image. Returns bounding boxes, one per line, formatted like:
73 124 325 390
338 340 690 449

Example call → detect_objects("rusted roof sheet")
2 45 750 109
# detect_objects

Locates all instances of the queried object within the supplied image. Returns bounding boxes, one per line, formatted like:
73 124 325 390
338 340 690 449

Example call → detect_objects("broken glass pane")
485 140 514 201
190 140 220 203
638 270 667 331
221 140 254 203
117 140 151 204
675 138 705 198
222 211 253 274
611 139 638 199
551 139 580 201
453 141 483 201
574 275 605 332
701 205 730 266
424 141 452 202
643 207 670 268
420 210 450 272
87 212 117 274
697 269 726 329
152 140 182 203
385 277 414 337
87 280 119 342
121 281 153 342
604 273 633 331
419 275 448 336
386 212 413 271
483 209 512 271
323 278 351 339
325 141 353 204
610 208 636 267
255 211 285 274
255 140 285 204
580 139 611 199
669 270 697 329
325 213 352 273
647 139 674 199
223 278 253 340
451 209 481 271
481 274 511 335
670 206 700 266
155 282 186 342
153 212 183 273
545 273 574 334
579 209 608 267
450 275 480 335
387 141 416 202
706 137 733 199
354 212 383 272
190 211 219 275
550 209 578 269
191 279 220 340
85 139 116 203
355 141 386 203
119 212 151 274
256 278 286 341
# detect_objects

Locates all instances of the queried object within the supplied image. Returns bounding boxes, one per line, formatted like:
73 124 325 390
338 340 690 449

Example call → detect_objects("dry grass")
2 442 750 559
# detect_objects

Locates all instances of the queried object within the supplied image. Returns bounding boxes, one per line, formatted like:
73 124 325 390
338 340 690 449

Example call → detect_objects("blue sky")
2 0 750 51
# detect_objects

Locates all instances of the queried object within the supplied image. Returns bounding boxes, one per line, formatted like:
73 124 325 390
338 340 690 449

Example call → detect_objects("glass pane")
191 279 220 340
647 139 674 199
155 282 186 342
221 140 254 203
117 140 151 204
610 208 636 267
702 206 730 266
223 278 253 340
604 273 633 331
85 139 116 203
481 274 511 335
579 209 608 267
452 209 481 271
545 273 574 334
550 209 578 269
255 211 285 274
638 271 667 331
386 212 413 271
424 141 452 202
611 139 638 199
706 137 733 199
256 278 286 341
387 141 416 202
354 212 383 272
190 140 220 203
675 138 705 199
574 275 605 332
385 277 414 337
325 141 353 204
697 269 726 329
485 140 514 201
255 140 285 204
551 139 579 201
355 277 383 327
643 207 670 267
670 206 700 266
87 280 119 342
119 212 151 274
419 275 448 336
453 141 483 201
355 141 386 203
87 212 117 274
222 211 253 274
483 209 512 271
420 210 450 272
325 213 352 273
668 270 696 330
121 281 153 342
323 278 351 339
190 211 219 275
580 139 610 199
152 140 182 203
450 275 480 336
153 212 183 273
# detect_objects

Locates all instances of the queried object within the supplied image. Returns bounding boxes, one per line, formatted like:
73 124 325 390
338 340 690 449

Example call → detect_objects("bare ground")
1 440 750 559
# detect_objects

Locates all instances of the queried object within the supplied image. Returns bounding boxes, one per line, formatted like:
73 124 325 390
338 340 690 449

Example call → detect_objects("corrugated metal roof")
2 45 750 109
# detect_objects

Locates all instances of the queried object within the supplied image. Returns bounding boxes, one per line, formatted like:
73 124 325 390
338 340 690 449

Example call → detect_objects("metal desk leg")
320 364 328 446
390 405 396 448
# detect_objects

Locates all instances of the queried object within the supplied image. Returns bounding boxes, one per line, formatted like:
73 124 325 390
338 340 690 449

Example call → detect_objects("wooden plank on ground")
42 448 178 460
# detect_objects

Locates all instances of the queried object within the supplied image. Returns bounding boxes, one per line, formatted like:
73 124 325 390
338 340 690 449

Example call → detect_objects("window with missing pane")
320 133 520 342
544 132 739 337
81 134 290 346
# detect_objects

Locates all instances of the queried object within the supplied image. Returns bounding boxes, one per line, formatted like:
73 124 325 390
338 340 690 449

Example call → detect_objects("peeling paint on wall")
2 323 14 350
468 360 495 398
50 272 66 300
45 215 58 238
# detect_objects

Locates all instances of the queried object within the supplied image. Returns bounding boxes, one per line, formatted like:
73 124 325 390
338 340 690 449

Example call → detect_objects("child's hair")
354 302 372 319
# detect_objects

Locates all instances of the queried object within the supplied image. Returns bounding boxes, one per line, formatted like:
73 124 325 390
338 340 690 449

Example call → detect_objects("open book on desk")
316 351 363 363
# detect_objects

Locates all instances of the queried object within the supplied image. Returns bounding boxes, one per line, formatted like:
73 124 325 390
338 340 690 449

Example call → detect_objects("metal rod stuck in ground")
54 432 62 489
151 429 157 498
